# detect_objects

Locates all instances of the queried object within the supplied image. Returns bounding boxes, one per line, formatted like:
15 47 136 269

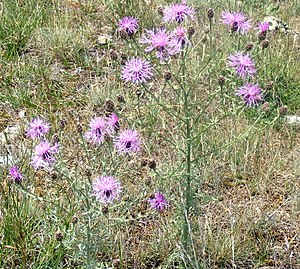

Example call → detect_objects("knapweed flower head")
140 28 173 61
118 16 139 36
85 117 110 145
237 83 263 106
221 11 251 34
228 52 256 78
92 176 122 204
9 166 23 183
114 129 141 154
163 3 195 24
257 21 269 40
26 118 50 139
169 26 190 53
257 21 269 34
107 113 120 132
121 58 153 84
31 140 59 169
148 192 167 211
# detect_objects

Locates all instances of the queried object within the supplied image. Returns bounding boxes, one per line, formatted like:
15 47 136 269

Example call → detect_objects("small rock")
97 35 112 45
285 115 300 126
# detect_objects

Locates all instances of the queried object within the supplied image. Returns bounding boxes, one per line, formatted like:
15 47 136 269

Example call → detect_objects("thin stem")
141 84 185 122
85 184 92 267
180 48 192 254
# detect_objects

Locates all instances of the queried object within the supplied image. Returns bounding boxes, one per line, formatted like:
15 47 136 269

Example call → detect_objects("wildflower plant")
2 0 297 268
116 1 284 267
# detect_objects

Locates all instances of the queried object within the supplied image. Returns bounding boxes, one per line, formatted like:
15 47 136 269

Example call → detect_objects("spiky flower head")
163 3 195 24
114 129 141 154
26 118 51 139
221 11 251 35
31 140 59 169
237 83 263 106
257 21 269 34
107 113 120 132
140 28 173 61
121 58 153 84
85 117 110 145
169 26 190 54
9 166 23 183
92 176 122 204
228 52 256 78
148 192 167 211
118 16 139 37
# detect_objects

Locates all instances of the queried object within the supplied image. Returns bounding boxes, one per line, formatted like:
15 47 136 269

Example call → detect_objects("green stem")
86 185 92 268
181 49 192 254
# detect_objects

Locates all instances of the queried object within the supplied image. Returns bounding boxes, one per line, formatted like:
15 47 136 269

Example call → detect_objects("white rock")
285 115 300 126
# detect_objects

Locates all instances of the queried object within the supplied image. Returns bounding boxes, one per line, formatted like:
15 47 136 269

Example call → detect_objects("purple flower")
257 21 269 36
237 83 263 106
228 52 256 78
140 28 173 61
9 166 23 183
169 26 190 53
31 141 59 169
114 129 141 154
121 58 153 84
107 113 120 131
148 192 167 211
118 16 139 36
26 118 50 139
163 3 195 24
221 11 251 34
92 176 122 204
85 117 109 145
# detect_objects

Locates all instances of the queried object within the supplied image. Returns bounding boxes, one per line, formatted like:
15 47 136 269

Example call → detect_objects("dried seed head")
102 205 109 214
261 102 270 112
218 76 226 86
261 39 269 49
72 216 78 224
258 32 267 41
117 94 125 103
52 133 60 144
245 42 253 51
120 53 127 65
164 72 172 81
145 176 152 186
148 159 157 169
265 81 274 90
76 124 83 133
279 105 288 115
141 158 148 167
109 49 118 60
119 29 128 39
51 172 58 180
207 8 214 19
188 26 195 37
55 232 64 242
59 119 67 130
104 132 112 142
157 6 163 16
85 169 92 177
105 99 115 112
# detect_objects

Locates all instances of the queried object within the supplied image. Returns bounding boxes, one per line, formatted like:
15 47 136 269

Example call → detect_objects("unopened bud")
207 8 214 19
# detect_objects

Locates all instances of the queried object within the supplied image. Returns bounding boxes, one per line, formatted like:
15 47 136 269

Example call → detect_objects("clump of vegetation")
0 0 299 268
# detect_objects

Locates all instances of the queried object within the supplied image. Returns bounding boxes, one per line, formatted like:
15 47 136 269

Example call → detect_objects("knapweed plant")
117 1 284 267
1 0 299 268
